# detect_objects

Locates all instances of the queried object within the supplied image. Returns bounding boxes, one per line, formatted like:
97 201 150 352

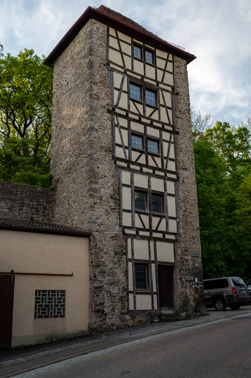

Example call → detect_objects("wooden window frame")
133 43 155 66
130 83 142 102
131 133 160 156
151 192 164 214
132 133 144 151
145 88 157 107
134 189 148 212
145 48 154 65
133 44 142 60
147 138 159 155
130 81 158 108
135 263 150 291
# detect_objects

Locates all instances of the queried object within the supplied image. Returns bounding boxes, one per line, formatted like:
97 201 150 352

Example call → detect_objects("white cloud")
0 0 250 125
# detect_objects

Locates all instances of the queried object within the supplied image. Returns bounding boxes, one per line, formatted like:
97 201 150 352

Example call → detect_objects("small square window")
135 190 147 211
145 49 153 64
147 139 159 154
130 83 142 102
132 134 144 150
135 264 149 290
151 193 163 213
133 45 142 60
145 89 156 107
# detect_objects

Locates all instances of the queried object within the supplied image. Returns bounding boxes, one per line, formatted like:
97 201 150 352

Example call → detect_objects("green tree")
193 116 251 281
194 140 228 278
0 48 53 187
204 121 251 172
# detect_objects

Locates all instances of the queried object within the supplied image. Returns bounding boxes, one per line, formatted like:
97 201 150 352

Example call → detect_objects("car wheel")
214 297 226 311
229 304 241 310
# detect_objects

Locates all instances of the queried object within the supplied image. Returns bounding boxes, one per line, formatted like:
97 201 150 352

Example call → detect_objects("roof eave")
44 7 196 67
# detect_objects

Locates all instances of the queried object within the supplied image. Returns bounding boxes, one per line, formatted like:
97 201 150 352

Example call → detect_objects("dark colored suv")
204 277 249 311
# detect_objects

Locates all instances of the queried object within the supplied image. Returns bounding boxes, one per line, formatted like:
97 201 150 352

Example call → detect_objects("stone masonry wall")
0 182 54 222
173 56 204 313
51 19 127 331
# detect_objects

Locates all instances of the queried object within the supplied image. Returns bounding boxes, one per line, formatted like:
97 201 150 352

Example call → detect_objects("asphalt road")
27 312 251 378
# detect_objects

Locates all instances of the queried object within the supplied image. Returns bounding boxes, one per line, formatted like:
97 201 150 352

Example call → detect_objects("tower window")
133 44 142 60
132 134 144 150
145 89 157 107
145 49 154 64
130 83 142 102
135 264 149 290
133 44 154 65
147 139 159 154
135 190 147 211
151 193 163 213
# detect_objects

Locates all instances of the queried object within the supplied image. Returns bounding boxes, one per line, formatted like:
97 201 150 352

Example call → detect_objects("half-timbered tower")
44 5 203 331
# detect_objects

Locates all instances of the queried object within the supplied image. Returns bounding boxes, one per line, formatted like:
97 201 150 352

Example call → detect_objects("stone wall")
0 182 54 222
173 56 204 313
51 19 127 331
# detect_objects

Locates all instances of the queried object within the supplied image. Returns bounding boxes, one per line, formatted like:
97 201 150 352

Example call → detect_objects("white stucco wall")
0 230 89 347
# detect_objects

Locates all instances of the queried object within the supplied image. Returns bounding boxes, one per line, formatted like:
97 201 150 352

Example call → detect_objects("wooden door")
158 265 174 309
0 274 15 349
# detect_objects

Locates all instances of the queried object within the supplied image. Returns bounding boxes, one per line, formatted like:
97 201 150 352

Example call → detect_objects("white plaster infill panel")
134 60 144 75
109 49 123 66
129 293 134 310
122 212 132 227
136 294 152 310
122 187 131 210
134 239 149 260
167 196 176 217
156 241 174 263
134 173 148 189
151 177 164 192
122 170 131 185
145 65 155 79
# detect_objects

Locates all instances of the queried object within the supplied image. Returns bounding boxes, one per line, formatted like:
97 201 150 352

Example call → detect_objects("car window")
231 277 246 287
204 279 228 290
214 279 228 289
204 281 214 290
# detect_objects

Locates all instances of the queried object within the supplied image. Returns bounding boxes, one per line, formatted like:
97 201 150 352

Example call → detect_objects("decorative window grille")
34 290 66 319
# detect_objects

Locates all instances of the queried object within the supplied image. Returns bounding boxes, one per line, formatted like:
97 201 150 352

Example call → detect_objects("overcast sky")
1 0 251 126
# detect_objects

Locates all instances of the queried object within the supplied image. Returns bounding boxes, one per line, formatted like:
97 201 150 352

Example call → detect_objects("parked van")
203 277 249 311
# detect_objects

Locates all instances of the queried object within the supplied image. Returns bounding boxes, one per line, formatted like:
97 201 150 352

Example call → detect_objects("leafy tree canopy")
0 46 53 187
192 111 251 281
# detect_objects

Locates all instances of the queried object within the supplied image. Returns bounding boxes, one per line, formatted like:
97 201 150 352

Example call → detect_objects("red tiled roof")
44 5 196 66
